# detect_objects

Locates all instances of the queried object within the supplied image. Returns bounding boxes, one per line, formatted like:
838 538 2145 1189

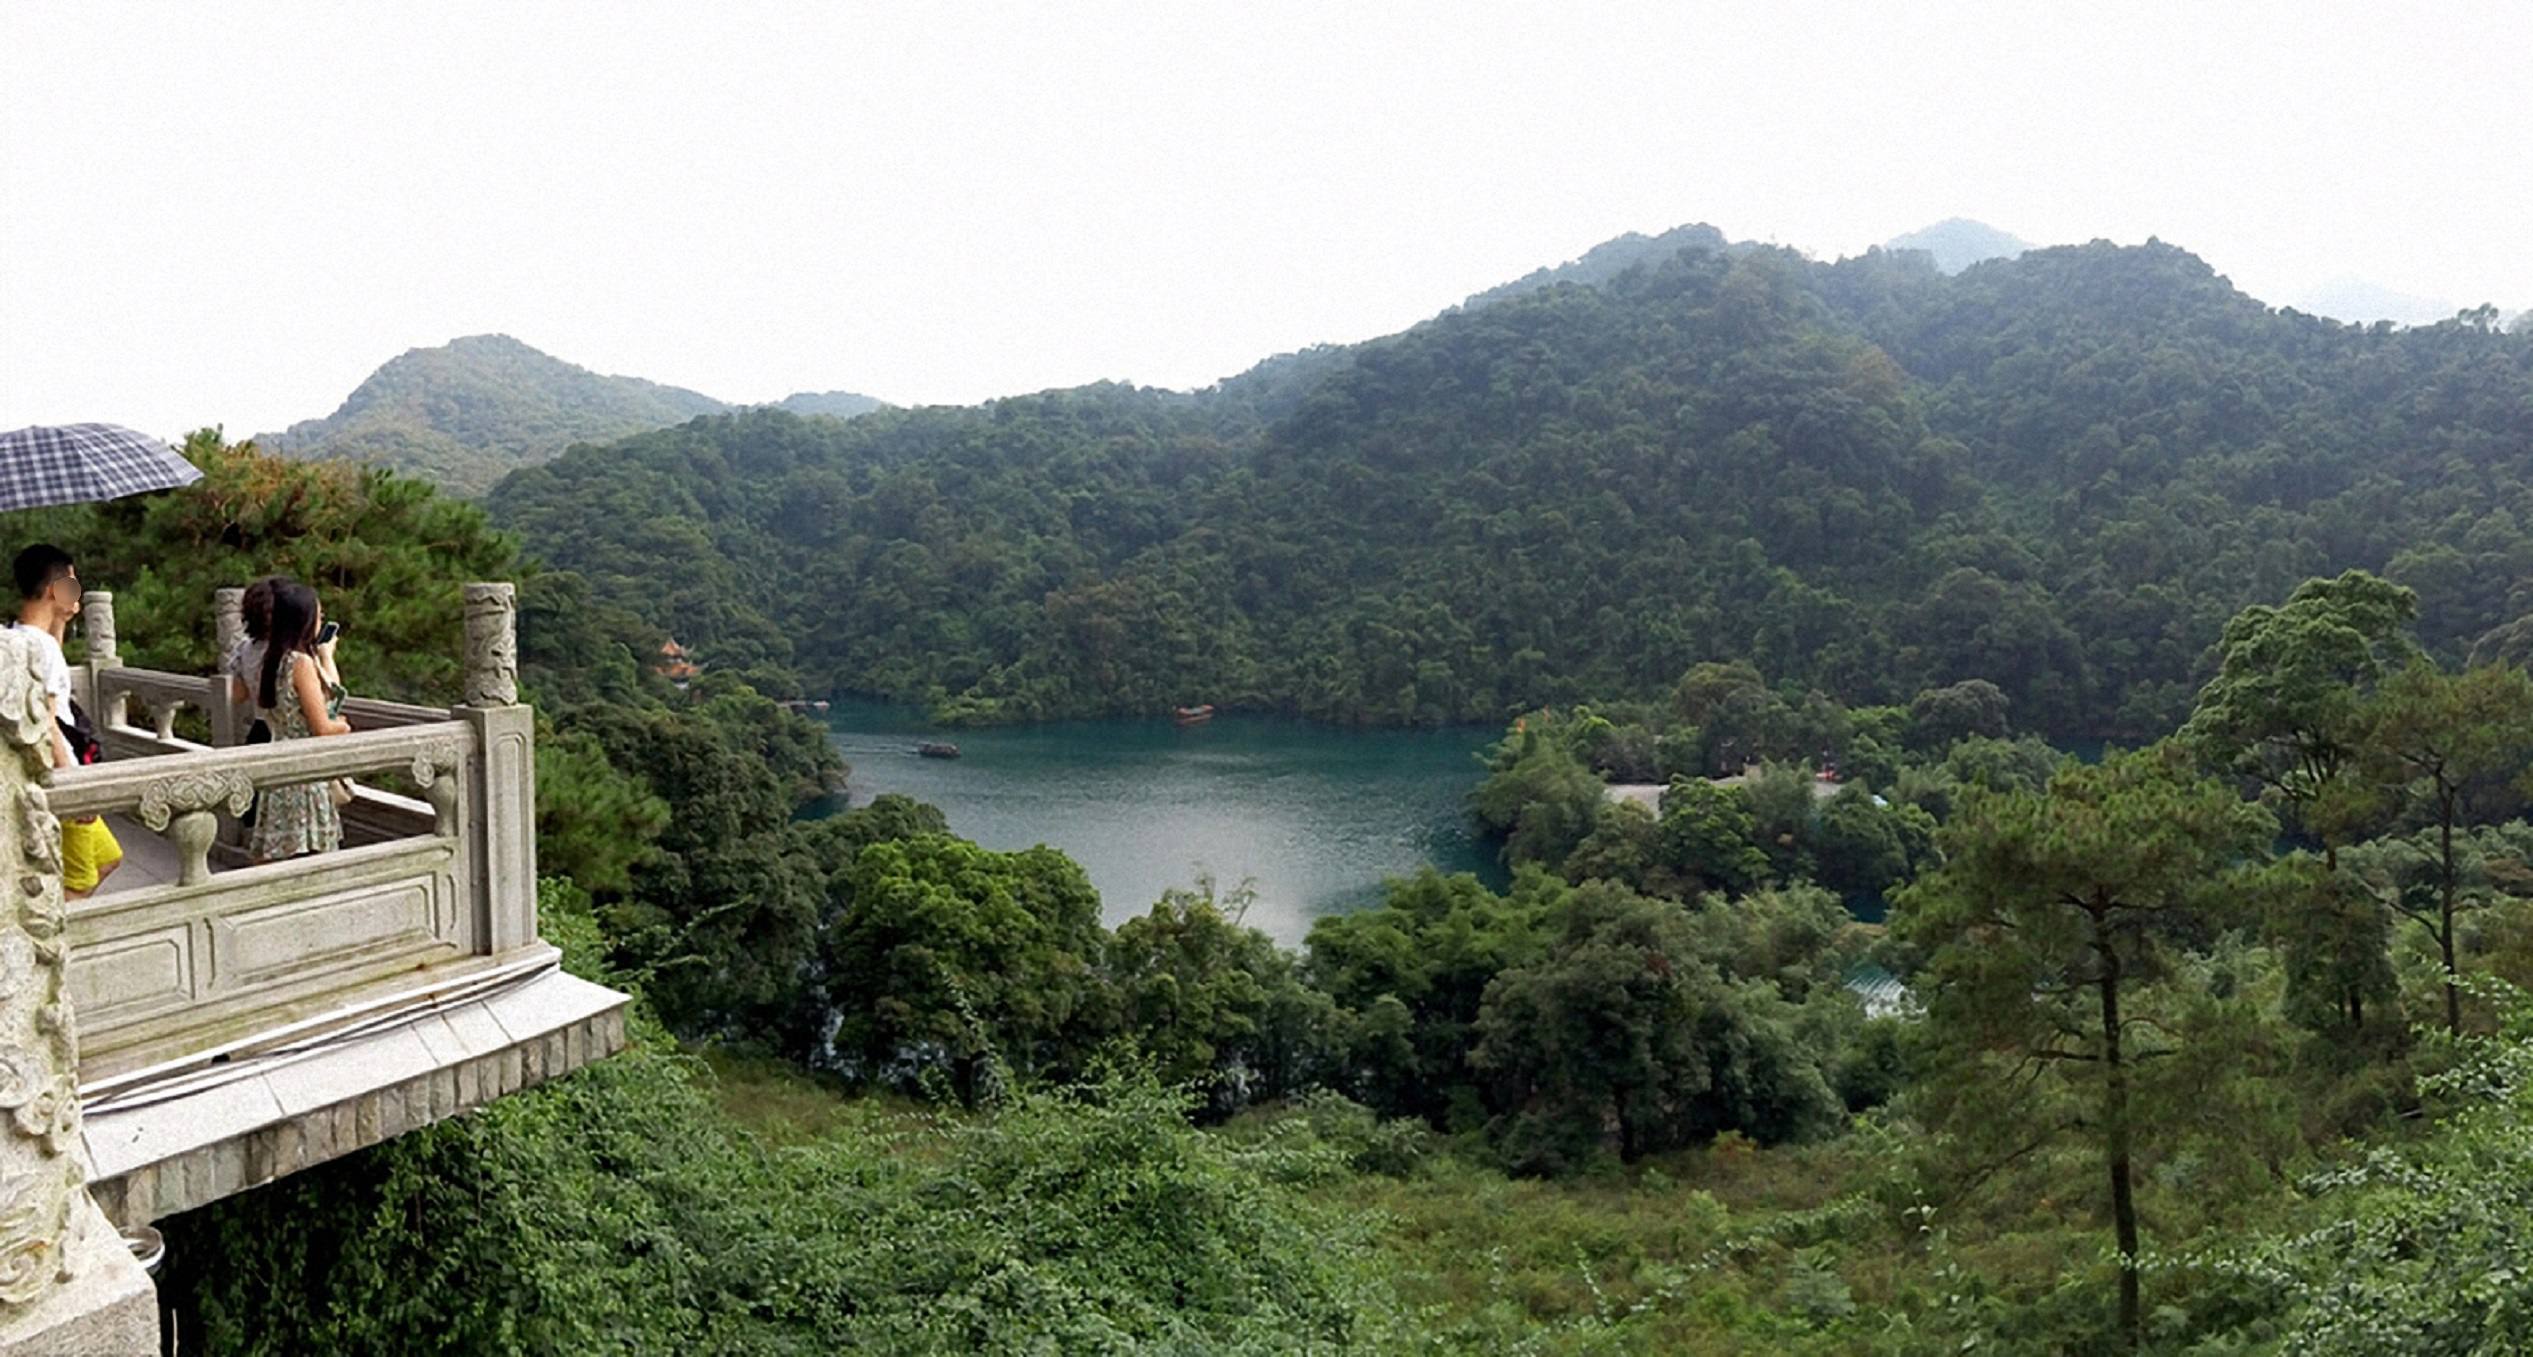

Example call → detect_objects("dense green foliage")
0 430 515 701
105 225 2533 1353
261 333 880 496
169 888 1391 1355
494 234 2529 739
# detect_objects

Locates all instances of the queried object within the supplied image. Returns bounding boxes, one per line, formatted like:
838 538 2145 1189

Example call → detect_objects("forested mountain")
493 232 2533 742
1458 221 1735 308
1878 217 2030 273
262 333 883 495
772 389 888 418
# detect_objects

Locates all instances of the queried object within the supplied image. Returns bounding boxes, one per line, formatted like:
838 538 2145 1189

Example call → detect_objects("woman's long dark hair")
241 576 285 643
258 581 321 710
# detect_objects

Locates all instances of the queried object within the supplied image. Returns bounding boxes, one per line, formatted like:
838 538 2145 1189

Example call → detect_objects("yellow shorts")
63 817 122 894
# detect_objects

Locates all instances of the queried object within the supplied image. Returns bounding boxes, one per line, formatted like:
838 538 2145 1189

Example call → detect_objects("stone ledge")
81 971 627 1229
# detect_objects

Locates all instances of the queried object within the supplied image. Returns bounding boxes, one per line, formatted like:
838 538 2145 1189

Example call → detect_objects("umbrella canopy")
0 423 203 513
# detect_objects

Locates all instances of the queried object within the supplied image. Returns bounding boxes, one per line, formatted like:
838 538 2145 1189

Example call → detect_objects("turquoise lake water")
818 702 1507 945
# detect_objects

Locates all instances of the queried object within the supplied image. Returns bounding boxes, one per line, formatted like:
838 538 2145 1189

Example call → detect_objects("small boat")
1173 704 1216 725
916 742 962 759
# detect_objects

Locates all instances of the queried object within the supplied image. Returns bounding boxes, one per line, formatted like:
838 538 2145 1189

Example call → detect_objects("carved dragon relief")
0 632 87 1305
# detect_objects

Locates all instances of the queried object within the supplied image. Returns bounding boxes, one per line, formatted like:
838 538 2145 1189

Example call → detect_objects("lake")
815 701 1508 945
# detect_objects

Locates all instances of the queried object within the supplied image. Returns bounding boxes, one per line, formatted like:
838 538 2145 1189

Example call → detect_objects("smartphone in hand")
316 621 342 646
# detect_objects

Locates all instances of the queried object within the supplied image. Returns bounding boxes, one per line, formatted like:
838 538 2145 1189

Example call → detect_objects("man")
13 545 119 896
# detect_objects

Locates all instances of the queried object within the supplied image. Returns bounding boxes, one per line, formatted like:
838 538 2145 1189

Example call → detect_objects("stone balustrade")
0 581 626 1353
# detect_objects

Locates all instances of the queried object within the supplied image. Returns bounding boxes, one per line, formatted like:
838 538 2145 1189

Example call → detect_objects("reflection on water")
811 702 1506 946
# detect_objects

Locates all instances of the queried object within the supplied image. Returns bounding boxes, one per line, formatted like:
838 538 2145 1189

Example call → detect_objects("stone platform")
81 963 626 1229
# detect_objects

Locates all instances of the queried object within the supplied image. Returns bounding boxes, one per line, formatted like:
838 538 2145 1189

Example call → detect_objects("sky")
4 0 2528 442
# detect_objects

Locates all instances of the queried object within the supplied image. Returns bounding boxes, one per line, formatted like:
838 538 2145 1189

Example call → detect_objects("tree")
1810 788 1930 905
1470 724 1607 871
2181 570 2417 861
1655 779 1770 896
2183 571 2417 1030
2219 985 2533 1352
2355 661 2533 1033
1892 747 2274 1348
1302 868 1555 1127
1108 878 1336 1113
1470 880 1844 1172
1908 679 2011 750
823 835 1111 1102
2245 855 2395 1038
1562 798 1664 894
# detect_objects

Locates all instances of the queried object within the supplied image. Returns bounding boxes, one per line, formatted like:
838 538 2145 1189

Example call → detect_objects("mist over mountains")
1878 218 2031 273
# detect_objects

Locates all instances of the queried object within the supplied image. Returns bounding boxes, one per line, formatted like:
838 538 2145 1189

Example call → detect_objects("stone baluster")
462 584 519 708
74 592 119 732
75 593 114 667
134 770 253 889
0 629 156 1349
211 588 244 666
209 586 249 741
459 584 537 955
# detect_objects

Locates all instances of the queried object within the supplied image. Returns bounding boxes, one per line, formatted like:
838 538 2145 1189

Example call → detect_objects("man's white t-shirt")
11 624 72 724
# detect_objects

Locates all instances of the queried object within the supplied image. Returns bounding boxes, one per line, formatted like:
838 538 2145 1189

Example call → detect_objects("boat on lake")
916 742 962 759
1173 704 1216 725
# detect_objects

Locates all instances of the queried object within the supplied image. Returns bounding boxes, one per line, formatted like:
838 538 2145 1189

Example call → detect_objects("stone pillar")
459 585 536 955
461 584 519 708
210 588 247 750
0 630 155 1353
71 594 117 732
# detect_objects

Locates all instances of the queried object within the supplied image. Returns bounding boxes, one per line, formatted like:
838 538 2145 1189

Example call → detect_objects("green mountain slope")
261 334 883 495
1459 222 1735 309
491 229 2533 740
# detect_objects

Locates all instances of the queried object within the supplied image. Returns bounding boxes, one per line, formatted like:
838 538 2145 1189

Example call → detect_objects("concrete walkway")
90 813 184 895
1605 769 1844 813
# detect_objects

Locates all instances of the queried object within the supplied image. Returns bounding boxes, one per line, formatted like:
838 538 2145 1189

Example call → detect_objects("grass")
677 1048 2229 1353
691 1046 935 1146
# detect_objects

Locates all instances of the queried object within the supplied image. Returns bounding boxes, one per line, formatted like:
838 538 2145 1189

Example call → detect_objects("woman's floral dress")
247 651 343 861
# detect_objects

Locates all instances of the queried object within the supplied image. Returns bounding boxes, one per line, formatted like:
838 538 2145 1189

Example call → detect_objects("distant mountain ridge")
260 334 882 495
1460 223 1739 309
1878 218 2031 274
2290 277 2461 327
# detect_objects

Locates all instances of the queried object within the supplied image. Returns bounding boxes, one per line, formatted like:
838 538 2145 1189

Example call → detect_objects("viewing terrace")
0 582 626 1353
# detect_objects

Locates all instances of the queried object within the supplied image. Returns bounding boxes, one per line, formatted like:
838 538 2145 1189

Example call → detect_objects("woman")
248 581 350 862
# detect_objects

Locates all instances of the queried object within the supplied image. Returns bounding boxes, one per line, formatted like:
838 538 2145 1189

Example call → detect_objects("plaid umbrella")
0 423 203 512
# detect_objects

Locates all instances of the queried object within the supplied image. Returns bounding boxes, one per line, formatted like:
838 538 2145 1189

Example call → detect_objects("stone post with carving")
0 630 155 1351
460 584 537 954
211 589 244 672
210 588 248 752
72 593 117 733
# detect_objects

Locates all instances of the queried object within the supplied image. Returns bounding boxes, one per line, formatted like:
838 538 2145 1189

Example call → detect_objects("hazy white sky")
4 1 2527 441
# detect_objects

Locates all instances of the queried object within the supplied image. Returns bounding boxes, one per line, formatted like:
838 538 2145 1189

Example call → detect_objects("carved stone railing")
0 584 548 1345
46 583 540 1085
